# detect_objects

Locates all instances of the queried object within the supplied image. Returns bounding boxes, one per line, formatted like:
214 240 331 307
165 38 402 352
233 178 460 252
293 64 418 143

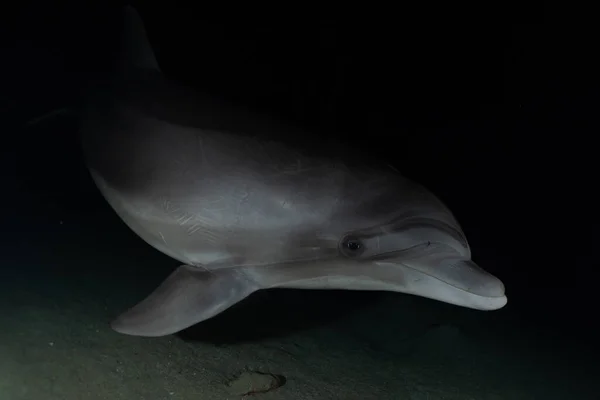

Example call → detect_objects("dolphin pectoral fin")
110 265 259 337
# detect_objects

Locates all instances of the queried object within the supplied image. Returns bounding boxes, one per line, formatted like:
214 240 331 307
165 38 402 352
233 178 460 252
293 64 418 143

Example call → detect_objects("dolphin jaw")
373 259 508 310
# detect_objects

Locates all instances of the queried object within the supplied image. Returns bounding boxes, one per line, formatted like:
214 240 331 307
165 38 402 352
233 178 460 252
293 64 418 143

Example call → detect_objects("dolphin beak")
376 257 507 310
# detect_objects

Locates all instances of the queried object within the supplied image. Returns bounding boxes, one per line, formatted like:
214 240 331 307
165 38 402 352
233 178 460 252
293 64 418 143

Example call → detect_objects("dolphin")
80 6 507 337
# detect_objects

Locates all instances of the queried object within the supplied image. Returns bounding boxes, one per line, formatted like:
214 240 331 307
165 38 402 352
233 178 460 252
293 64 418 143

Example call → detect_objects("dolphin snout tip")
477 278 508 310
484 274 506 298
474 275 508 310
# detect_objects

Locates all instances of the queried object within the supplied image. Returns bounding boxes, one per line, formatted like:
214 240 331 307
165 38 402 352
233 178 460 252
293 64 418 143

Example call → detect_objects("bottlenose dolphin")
80 6 507 337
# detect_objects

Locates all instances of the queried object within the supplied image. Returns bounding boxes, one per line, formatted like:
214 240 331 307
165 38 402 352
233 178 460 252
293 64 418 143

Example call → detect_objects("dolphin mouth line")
394 260 506 299
367 243 432 261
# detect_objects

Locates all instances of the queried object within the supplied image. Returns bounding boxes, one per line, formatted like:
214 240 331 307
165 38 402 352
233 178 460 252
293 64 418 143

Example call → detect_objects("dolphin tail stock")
110 265 261 337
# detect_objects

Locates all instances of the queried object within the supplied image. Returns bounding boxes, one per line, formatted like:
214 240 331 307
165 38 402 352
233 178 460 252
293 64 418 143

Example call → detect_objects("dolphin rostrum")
80 6 507 337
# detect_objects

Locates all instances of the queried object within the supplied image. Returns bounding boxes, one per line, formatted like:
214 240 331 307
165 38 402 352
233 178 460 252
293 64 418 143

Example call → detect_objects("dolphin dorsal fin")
120 5 161 73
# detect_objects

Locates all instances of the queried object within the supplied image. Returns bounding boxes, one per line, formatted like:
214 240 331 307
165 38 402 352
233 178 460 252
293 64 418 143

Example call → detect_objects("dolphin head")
238 173 507 312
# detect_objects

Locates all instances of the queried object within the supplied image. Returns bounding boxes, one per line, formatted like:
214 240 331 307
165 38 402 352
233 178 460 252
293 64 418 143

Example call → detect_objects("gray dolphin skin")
80 6 507 337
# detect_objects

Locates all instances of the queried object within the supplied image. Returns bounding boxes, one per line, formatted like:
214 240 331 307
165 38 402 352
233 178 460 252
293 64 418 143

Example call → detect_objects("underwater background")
1 3 598 399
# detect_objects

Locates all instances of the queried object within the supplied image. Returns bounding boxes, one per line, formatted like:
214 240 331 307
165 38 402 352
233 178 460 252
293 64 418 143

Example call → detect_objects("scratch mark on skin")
187 223 203 236
158 194 229 245
176 213 194 226
158 231 167 246
162 198 173 212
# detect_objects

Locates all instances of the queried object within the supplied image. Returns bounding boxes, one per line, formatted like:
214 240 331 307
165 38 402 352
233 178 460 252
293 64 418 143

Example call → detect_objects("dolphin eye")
340 235 365 257
346 240 362 251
